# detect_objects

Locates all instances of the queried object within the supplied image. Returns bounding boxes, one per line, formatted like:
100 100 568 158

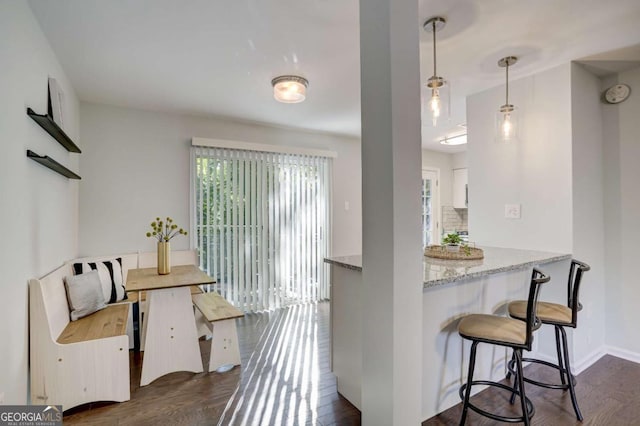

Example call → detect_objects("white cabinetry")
453 168 468 209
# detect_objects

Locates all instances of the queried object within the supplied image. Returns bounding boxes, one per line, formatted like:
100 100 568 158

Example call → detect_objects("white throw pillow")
64 270 107 321
73 258 127 303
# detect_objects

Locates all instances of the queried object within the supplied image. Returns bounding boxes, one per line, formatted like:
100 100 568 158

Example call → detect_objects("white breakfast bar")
325 246 571 421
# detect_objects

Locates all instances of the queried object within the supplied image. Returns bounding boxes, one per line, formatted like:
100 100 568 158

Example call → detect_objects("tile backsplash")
442 205 468 234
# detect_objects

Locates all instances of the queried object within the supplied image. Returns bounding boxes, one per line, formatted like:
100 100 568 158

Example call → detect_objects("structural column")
360 0 423 424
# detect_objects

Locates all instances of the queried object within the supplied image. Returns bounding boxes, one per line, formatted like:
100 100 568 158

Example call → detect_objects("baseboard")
573 347 607 374
525 346 607 375
605 345 640 364
572 345 640 374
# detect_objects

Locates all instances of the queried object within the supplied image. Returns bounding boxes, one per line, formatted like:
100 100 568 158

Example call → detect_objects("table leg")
139 291 147 352
140 287 203 386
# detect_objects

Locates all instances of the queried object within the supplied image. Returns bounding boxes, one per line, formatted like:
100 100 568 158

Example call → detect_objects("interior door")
421 169 440 247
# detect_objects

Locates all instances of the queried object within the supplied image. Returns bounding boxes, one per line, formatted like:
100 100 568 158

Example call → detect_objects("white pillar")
360 0 423 424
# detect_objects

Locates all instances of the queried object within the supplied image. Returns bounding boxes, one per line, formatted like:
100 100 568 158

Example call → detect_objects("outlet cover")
505 204 521 219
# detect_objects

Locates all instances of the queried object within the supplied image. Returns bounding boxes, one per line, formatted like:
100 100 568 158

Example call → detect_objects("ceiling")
28 0 640 153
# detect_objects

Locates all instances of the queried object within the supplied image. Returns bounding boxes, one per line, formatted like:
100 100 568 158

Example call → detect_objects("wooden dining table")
126 264 215 386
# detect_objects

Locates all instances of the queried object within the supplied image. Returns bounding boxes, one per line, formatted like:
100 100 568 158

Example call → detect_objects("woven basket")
424 245 484 260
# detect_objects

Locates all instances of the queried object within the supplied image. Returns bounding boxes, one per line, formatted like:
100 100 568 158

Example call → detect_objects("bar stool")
458 268 550 425
507 259 590 421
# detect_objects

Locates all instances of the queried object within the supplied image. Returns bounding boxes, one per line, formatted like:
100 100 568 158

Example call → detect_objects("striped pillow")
73 258 127 303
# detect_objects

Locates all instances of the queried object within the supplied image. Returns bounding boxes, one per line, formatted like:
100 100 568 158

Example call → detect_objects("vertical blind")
192 146 332 312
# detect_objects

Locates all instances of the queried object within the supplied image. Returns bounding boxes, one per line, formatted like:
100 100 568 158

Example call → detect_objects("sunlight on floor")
218 304 321 425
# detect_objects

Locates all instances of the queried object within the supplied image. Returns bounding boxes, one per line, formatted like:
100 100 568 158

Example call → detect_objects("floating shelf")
26 108 81 153
27 150 81 179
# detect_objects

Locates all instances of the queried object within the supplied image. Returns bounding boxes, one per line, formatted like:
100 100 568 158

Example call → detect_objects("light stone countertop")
324 246 571 289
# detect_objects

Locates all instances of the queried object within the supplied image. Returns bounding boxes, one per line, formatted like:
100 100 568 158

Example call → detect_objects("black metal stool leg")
509 353 519 405
460 341 478 426
560 327 583 421
514 349 531 426
506 350 516 380
555 325 567 386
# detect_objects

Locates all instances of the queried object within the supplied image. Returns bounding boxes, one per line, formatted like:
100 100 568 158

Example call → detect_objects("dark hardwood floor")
425 354 640 426
63 301 360 426
64 302 640 425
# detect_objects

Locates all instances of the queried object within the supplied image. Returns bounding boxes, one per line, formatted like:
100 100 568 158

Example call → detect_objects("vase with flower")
146 217 188 275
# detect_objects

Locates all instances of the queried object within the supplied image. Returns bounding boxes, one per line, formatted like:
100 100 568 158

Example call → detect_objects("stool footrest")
507 357 576 390
459 380 535 423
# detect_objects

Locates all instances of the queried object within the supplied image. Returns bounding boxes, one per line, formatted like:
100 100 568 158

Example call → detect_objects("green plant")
442 233 462 246
146 217 188 242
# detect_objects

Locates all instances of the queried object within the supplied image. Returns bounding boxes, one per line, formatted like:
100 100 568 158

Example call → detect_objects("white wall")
452 151 467 169
569 63 606 363
0 2 80 404
602 66 640 356
79 103 361 258
467 64 573 253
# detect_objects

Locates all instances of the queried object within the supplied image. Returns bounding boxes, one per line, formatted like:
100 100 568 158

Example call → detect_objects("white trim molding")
191 137 338 158
605 345 640 365
573 347 607 375
528 344 640 376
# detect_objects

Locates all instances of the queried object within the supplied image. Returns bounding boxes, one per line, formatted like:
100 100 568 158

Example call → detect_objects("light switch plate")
505 204 521 219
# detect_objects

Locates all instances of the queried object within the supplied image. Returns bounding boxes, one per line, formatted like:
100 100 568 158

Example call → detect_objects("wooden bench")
30 264 130 410
192 291 244 372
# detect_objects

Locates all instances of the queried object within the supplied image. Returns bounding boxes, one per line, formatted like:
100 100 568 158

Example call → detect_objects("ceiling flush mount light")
423 16 449 127
440 134 467 146
496 56 518 142
271 75 308 103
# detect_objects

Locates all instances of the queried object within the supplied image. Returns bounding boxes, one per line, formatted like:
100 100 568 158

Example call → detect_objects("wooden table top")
126 264 215 292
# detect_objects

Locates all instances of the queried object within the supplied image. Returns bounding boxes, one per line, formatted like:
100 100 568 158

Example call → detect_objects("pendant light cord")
432 21 437 77
505 62 509 105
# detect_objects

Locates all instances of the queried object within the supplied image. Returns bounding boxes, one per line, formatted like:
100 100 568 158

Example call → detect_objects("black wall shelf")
27 150 81 179
26 108 81 153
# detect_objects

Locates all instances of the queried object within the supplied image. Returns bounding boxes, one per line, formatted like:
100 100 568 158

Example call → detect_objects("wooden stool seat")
193 291 244 372
458 314 527 345
508 300 572 325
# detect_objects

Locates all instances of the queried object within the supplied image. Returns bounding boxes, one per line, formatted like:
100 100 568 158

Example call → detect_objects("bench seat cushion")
57 303 129 344
64 270 107 321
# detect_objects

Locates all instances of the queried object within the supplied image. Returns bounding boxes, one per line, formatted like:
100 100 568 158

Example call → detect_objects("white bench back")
35 263 73 340
68 253 139 282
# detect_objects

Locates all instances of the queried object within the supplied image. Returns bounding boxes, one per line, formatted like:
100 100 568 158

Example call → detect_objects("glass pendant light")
496 56 518 142
423 17 449 127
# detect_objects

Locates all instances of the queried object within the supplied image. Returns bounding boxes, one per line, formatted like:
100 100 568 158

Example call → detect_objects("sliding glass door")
192 146 331 312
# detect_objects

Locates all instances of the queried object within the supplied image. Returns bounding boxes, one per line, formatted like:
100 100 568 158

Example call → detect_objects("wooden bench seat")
57 304 129 344
193 292 244 372
192 292 243 322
